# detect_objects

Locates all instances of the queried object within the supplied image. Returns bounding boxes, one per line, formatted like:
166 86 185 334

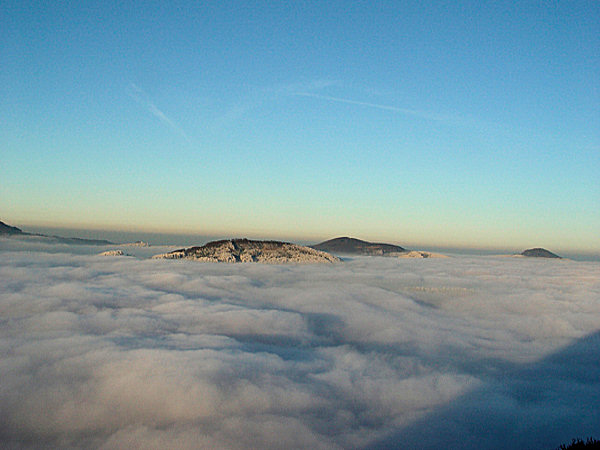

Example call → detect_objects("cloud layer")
1 246 599 449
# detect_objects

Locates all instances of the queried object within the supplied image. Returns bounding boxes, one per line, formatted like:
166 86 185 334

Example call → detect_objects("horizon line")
5 221 599 260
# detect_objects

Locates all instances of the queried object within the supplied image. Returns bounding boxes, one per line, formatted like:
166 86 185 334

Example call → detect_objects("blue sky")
1 1 599 253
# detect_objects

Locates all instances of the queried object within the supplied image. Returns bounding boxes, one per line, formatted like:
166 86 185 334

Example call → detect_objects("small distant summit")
520 248 562 258
312 237 405 256
121 240 150 247
153 238 340 264
312 237 449 258
393 250 449 259
98 249 127 257
0 220 23 235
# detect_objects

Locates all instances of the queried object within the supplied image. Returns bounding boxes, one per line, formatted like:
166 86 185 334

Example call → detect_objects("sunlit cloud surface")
0 244 599 448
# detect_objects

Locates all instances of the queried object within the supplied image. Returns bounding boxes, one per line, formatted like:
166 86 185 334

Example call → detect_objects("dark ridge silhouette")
0 220 113 245
521 248 562 258
47 235 114 246
0 220 23 235
367 330 600 449
312 237 405 255
557 437 600 449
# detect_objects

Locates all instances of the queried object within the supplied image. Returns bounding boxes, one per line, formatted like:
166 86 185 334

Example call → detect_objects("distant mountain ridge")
312 237 405 256
0 220 567 259
0 220 23 235
0 219 113 245
153 238 340 264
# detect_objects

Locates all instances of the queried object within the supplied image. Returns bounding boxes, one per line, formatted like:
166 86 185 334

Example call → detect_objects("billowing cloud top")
1 242 599 448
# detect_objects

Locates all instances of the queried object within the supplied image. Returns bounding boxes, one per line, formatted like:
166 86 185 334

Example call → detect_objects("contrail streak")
294 92 453 122
128 83 191 143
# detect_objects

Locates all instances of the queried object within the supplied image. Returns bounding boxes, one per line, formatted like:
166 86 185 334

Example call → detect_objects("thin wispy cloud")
212 79 455 130
294 92 457 123
212 79 341 129
128 83 191 143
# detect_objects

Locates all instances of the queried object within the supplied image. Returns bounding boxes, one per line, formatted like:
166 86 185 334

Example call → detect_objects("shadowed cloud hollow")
0 243 599 448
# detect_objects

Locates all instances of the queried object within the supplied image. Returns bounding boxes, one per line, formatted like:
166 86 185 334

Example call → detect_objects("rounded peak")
520 248 561 258
154 239 340 264
313 237 405 254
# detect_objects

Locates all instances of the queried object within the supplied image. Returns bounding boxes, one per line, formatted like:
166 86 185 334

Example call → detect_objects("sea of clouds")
1 239 599 449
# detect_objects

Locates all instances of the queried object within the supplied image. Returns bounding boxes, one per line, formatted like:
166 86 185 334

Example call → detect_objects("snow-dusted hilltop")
98 250 127 256
152 239 340 264
120 241 150 247
391 250 449 258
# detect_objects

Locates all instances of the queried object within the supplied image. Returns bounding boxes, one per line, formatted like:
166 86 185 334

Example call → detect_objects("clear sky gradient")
1 1 599 254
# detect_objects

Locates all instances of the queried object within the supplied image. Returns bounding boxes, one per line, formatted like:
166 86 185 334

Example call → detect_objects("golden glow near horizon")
10 209 598 257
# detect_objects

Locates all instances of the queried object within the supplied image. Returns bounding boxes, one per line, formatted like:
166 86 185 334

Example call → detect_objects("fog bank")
1 247 599 448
